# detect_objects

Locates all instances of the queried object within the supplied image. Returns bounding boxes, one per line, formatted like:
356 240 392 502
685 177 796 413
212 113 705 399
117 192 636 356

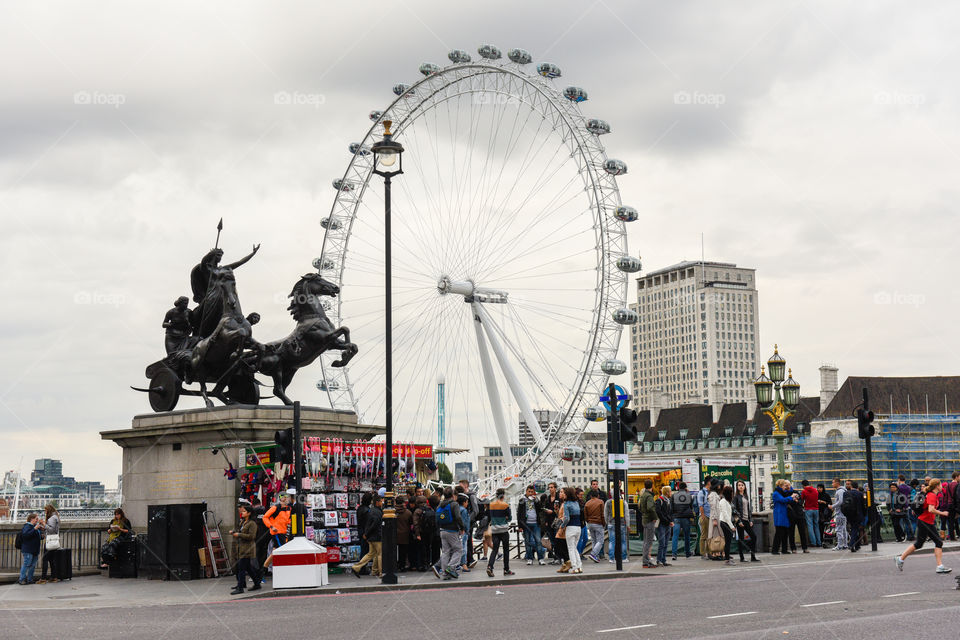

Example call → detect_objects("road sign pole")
862 388 879 552
606 382 624 572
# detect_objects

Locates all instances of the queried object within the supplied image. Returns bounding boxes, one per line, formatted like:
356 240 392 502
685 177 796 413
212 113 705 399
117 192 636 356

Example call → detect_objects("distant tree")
437 462 453 484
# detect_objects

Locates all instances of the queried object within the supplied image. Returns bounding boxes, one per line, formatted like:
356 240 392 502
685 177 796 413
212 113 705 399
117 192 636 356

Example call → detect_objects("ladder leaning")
203 510 231 577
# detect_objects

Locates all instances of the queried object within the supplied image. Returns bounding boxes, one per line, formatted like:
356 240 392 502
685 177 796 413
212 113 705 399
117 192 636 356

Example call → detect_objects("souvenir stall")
240 439 435 572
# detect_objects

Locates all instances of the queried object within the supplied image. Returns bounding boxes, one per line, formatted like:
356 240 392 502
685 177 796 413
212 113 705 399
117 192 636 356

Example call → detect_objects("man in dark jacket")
639 480 658 568
248 498 271 576
395 498 413 572
355 492 373 574
539 482 560 563
351 495 383 578
846 481 865 552
654 487 674 567
788 489 809 552
18 513 44 585
517 484 545 564
670 482 695 559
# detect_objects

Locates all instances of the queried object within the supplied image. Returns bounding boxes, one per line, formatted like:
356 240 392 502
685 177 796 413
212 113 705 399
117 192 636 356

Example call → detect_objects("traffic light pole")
607 382 624 572
292 400 305 537
862 388 879 552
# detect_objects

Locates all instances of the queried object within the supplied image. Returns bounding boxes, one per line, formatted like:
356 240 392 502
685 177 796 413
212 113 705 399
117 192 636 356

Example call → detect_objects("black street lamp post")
371 120 403 586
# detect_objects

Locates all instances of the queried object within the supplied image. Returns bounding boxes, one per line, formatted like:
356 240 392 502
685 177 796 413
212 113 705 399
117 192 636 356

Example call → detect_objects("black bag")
841 491 858 520
55 548 72 580
14 531 22 550
419 507 437 536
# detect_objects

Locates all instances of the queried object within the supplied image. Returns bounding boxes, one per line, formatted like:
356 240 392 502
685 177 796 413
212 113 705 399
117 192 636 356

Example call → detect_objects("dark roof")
821 376 960 418
654 404 712 441
705 403 748 438
752 396 819 436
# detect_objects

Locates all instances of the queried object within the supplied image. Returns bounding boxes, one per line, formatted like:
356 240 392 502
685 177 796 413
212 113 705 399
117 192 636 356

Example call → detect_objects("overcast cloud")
1 1 957 487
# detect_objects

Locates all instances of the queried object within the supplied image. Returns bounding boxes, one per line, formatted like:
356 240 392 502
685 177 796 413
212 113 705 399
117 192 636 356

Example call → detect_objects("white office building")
630 261 761 410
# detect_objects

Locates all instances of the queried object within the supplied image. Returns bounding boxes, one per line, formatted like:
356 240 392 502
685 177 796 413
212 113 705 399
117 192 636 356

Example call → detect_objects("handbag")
45 533 61 551
707 533 725 556
540 535 553 552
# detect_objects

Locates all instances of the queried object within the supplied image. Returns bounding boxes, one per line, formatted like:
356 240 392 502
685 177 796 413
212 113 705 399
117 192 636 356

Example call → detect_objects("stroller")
821 517 837 549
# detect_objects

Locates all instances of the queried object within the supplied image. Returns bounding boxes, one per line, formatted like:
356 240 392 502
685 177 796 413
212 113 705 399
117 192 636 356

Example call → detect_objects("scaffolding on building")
792 414 960 486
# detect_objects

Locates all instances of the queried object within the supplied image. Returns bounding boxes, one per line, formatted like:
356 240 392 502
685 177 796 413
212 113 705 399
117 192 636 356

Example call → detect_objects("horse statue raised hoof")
254 273 358 405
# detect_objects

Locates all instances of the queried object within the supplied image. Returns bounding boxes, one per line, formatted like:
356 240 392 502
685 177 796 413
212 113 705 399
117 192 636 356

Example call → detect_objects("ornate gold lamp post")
754 345 800 482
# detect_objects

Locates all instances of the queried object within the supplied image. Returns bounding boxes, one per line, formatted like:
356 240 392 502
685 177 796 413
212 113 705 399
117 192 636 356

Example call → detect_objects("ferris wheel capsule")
316 379 340 392
508 48 532 64
448 49 471 64
369 110 383 122
601 358 628 375
586 118 610 135
537 62 561 78
616 255 642 272
321 217 343 230
312 257 335 271
349 142 371 156
583 406 606 422
332 179 357 192
393 83 413 97
560 446 586 462
563 86 588 103
604 159 627 176
478 44 502 60
419 62 441 76
614 206 638 222
612 308 639 325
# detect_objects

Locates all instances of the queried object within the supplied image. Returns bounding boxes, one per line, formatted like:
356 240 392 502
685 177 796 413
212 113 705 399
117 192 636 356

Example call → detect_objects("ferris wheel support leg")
473 302 548 452
472 305 513 467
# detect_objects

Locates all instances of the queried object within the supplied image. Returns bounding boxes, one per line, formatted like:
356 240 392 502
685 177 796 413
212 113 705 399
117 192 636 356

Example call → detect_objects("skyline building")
629 260 761 410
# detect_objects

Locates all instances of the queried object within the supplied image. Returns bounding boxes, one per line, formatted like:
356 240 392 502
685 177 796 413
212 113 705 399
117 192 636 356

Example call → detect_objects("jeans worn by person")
698 515 710 556
19 552 38 584
607 524 628 560
656 523 671 565
805 509 821 547
459 532 470 568
642 521 656 565
577 525 589 555
523 523 545 560
672 517 693 557
236 557 262 590
587 523 605 559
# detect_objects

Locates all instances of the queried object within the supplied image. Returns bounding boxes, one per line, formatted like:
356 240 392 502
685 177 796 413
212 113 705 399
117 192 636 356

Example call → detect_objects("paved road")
6 552 960 639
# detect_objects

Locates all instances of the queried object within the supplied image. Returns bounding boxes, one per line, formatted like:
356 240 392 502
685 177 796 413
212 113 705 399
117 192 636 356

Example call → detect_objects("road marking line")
801 600 846 607
882 592 920 598
597 624 656 633
707 612 756 619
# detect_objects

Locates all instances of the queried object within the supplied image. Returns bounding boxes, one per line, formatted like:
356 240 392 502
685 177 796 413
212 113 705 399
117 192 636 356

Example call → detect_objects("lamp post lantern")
371 120 403 585
753 345 799 482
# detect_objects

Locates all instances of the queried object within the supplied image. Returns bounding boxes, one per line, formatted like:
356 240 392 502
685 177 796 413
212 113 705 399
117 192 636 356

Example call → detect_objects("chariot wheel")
148 367 182 413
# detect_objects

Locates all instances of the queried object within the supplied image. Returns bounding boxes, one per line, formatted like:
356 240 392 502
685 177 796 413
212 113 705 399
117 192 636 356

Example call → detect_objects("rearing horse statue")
252 273 358 405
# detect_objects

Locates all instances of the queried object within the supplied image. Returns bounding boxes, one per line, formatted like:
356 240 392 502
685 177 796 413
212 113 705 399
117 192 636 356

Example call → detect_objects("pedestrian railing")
0 525 108 572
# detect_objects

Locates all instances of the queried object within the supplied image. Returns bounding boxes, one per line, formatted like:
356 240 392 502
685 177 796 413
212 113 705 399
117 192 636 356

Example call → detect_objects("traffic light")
618 407 640 442
274 427 294 463
856 408 875 439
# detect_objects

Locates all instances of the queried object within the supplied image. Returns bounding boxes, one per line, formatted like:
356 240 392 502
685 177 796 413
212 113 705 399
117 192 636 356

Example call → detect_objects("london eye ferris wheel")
315 45 640 497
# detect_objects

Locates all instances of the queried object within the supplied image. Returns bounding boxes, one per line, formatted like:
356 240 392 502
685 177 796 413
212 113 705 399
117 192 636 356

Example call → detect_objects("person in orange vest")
263 490 293 548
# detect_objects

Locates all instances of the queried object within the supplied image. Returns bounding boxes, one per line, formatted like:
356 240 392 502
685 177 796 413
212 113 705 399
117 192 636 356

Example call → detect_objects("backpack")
419 506 437 535
14 530 23 550
436 502 454 529
911 490 928 517
840 490 858 520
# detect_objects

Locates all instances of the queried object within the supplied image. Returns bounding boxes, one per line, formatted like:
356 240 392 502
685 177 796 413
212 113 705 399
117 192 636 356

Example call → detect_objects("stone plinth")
101 405 383 538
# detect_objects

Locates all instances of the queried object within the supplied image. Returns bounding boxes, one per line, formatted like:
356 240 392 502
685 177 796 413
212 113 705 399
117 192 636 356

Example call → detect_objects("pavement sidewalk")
3 541 958 610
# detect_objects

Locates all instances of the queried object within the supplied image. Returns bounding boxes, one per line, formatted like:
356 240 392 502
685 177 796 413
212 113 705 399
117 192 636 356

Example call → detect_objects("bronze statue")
162 296 192 354
134 220 358 412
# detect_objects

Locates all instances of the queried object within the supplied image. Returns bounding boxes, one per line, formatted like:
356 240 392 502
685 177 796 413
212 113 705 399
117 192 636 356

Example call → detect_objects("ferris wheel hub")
437 276 508 303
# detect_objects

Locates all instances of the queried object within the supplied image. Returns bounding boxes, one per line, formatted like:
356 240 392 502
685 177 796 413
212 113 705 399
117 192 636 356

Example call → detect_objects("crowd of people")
20 473 957 592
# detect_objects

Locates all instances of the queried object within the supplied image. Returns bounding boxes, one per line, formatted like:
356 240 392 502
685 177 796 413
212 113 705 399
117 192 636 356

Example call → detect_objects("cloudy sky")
1 1 957 487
